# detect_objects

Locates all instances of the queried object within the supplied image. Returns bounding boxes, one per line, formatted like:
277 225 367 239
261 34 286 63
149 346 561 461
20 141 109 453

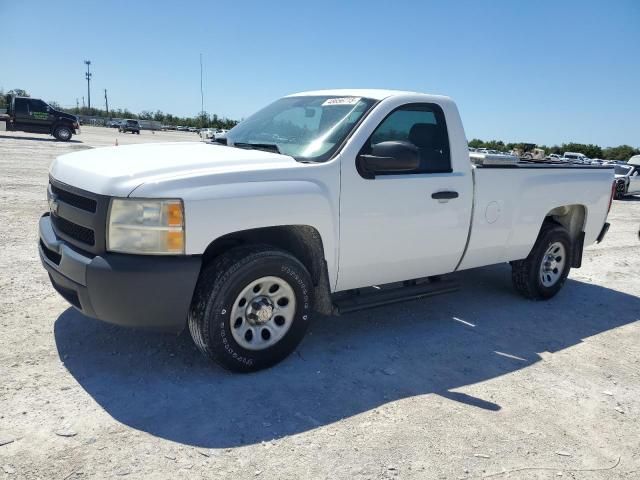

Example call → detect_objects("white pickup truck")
39 89 615 372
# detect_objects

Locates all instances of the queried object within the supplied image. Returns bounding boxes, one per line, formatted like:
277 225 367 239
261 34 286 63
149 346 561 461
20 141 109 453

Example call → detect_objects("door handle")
431 191 459 200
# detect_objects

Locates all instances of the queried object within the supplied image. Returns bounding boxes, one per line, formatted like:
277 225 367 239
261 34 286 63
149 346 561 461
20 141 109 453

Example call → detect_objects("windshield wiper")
232 142 280 154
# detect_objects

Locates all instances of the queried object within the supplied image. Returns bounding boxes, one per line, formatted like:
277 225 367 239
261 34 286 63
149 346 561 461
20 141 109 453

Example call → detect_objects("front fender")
182 180 337 284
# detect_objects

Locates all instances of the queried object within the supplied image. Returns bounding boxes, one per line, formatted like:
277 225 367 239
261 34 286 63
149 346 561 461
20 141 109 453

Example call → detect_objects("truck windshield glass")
226 96 377 162
614 165 631 175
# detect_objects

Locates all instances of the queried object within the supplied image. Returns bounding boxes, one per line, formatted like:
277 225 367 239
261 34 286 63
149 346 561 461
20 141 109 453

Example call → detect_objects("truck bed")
457 164 613 271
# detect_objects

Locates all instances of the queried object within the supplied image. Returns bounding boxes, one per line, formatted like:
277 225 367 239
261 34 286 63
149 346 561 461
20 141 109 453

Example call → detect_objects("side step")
333 279 459 314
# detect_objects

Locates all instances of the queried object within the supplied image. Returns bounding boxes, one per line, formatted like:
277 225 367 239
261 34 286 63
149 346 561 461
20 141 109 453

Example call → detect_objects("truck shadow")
0 134 82 143
54 265 640 448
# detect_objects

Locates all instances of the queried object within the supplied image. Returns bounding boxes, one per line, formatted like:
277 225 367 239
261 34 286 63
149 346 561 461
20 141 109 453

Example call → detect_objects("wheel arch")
50 120 75 135
544 204 587 243
543 204 587 267
201 225 333 315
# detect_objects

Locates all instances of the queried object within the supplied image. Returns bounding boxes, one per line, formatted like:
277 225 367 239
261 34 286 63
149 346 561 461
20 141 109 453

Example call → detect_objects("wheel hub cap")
539 241 566 287
246 297 274 325
229 276 296 351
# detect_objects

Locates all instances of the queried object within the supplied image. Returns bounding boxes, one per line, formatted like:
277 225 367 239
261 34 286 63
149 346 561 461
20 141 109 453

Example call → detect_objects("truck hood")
49 142 298 196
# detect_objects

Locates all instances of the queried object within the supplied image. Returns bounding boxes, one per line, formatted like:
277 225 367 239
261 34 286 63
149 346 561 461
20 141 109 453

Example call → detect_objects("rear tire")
188 245 314 372
615 180 626 200
53 125 72 141
511 223 572 300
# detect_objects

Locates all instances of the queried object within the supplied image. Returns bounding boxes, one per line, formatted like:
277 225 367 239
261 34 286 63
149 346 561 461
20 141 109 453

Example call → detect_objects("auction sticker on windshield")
322 97 361 106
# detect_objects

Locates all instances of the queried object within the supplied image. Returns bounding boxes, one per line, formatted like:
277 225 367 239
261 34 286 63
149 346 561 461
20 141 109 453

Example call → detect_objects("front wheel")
53 125 72 141
511 223 572 300
188 245 314 372
615 180 626 199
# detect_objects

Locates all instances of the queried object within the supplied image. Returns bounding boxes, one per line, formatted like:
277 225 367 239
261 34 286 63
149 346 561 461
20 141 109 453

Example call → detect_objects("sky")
1 0 638 147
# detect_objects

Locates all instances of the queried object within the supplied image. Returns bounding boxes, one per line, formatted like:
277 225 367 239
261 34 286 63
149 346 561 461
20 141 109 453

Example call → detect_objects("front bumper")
39 214 201 332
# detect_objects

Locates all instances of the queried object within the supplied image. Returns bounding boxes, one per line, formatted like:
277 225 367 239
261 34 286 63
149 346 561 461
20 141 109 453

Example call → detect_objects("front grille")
52 214 95 246
51 184 97 213
49 178 108 254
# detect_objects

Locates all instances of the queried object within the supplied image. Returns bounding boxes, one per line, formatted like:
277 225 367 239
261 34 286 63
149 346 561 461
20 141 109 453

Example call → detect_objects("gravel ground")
0 127 638 479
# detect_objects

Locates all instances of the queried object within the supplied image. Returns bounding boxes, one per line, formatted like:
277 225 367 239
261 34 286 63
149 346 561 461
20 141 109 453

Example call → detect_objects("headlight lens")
107 199 185 254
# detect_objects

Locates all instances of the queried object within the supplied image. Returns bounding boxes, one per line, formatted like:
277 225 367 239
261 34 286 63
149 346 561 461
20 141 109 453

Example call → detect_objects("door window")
28 99 47 114
363 103 451 174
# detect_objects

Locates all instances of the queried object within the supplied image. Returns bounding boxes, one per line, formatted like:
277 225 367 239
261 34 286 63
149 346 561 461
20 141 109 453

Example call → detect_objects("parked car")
118 119 140 134
176 125 188 131
0 95 79 141
614 158 640 199
39 89 615 372
213 128 228 142
563 152 588 164
106 120 120 128
199 128 214 139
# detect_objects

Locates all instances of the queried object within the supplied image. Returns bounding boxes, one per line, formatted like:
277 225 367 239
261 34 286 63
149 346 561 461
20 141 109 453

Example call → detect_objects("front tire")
53 125 72 141
188 245 313 372
615 180 626 200
511 223 572 300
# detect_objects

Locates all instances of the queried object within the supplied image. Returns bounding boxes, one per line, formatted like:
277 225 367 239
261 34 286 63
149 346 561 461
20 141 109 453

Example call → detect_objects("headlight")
107 199 185 254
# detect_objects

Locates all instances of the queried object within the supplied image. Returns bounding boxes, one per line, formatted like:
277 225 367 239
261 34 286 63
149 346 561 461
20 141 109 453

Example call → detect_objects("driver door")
337 102 473 291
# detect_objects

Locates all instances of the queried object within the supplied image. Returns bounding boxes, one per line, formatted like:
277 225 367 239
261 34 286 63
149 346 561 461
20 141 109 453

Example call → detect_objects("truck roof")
287 88 451 102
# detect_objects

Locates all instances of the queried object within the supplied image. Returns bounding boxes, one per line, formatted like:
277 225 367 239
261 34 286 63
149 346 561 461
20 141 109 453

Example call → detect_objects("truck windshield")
225 96 377 162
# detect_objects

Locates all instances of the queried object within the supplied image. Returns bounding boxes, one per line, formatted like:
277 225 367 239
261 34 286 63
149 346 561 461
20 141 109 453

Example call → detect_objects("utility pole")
84 60 92 110
199 53 205 127
76 98 79 111
82 96 85 108
104 89 109 118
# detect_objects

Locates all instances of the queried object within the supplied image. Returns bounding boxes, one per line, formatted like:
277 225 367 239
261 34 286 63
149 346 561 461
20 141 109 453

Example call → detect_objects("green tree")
8 88 29 97
560 143 603 159
602 145 640 161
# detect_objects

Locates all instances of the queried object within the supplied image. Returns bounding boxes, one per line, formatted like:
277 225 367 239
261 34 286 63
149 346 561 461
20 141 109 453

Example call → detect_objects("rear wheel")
188 245 313 372
511 223 572 300
53 125 72 141
615 180 626 199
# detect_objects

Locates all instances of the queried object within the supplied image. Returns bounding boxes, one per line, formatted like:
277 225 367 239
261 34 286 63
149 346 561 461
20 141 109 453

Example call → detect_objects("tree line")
468 139 639 161
0 88 238 130
2 88 637 157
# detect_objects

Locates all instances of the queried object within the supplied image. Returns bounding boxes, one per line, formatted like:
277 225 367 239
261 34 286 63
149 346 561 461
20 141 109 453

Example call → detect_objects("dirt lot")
0 127 638 479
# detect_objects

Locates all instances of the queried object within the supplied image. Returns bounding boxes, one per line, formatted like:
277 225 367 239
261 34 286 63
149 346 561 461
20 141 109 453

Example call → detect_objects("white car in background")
563 152 589 164
213 128 229 142
614 157 640 199
199 128 215 140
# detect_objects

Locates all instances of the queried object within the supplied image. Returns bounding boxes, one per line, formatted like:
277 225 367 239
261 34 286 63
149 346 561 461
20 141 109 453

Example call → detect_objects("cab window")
363 103 451 174
28 99 47 113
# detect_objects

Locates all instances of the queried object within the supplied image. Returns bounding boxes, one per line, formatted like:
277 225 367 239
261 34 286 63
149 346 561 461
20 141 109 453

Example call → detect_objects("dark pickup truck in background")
0 95 80 141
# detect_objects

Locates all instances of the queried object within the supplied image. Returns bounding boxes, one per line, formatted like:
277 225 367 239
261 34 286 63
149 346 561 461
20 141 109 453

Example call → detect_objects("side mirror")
357 141 420 179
